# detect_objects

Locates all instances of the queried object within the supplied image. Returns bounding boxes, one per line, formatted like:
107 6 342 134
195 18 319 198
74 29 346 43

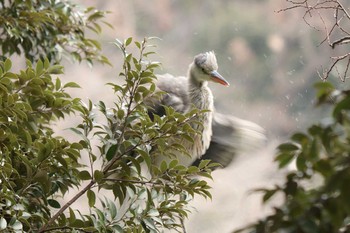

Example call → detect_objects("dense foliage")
0 57 83 232
0 0 110 65
235 84 350 233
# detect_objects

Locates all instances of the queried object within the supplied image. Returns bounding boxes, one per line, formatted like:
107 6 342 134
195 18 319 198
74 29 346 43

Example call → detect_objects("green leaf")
36 59 44 75
47 65 64 74
48 199 61 208
63 82 81 88
117 109 125 120
113 185 125 205
4 59 12 72
79 170 92 180
275 152 295 168
160 161 168 173
169 159 178 169
94 170 104 183
106 144 118 161
87 190 96 207
187 166 199 173
291 132 309 144
125 37 132 46
55 78 61 91
44 57 50 69
135 41 141 49
277 143 299 152
71 142 83 150
296 154 307 172
69 208 76 224
137 149 151 169
198 159 210 169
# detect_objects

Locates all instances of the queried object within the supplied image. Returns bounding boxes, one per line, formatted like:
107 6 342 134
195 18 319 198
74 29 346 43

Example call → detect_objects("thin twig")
323 53 350 80
336 0 350 20
330 36 350 48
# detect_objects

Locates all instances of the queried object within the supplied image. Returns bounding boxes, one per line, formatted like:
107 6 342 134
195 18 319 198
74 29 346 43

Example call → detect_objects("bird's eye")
201 68 206 73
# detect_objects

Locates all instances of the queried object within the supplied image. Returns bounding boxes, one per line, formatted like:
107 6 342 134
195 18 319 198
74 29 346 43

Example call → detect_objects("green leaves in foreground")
236 82 350 233
0 58 84 232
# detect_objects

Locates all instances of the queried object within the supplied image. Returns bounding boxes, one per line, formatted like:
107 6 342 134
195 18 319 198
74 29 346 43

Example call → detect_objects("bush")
236 82 350 233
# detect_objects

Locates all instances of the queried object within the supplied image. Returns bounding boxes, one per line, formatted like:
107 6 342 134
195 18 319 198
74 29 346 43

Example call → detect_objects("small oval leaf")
87 190 96 207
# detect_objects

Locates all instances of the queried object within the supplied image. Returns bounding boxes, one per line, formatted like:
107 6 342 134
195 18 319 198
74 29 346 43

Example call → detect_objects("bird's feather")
150 74 190 114
192 112 267 168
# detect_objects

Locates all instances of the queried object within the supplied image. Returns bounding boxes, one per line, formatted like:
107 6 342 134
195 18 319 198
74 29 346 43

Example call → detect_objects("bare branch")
280 0 350 81
337 0 350 20
330 36 350 48
318 53 350 80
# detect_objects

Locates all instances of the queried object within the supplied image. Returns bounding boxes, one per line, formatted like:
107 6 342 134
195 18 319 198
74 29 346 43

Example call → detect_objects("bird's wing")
192 112 267 168
147 74 190 116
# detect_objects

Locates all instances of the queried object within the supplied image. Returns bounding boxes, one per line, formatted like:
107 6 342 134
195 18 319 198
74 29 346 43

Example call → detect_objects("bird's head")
190 51 230 86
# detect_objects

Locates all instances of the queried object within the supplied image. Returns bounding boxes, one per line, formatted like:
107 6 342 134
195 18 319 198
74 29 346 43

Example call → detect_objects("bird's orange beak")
210 71 230 86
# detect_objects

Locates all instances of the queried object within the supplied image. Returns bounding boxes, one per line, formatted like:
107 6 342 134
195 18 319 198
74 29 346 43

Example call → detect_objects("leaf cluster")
236 82 350 233
0 0 110 65
0 58 84 232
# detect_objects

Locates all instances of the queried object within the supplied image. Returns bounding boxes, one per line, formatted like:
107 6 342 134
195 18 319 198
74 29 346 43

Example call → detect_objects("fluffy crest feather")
194 51 218 71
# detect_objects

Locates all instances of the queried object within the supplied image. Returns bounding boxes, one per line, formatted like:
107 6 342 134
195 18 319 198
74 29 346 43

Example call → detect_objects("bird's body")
150 52 229 166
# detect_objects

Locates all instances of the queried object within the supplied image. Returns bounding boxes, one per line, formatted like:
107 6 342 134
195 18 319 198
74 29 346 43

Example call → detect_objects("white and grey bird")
149 51 230 166
149 51 266 168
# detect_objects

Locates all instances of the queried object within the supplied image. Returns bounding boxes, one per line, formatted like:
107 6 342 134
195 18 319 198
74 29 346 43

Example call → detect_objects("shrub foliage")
0 0 110 65
0 30 215 233
236 82 350 233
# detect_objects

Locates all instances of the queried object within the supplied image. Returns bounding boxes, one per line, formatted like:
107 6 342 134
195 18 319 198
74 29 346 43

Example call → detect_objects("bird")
148 51 230 167
148 51 266 169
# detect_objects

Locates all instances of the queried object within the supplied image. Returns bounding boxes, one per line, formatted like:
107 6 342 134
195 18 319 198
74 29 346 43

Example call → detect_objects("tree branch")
280 0 350 80
38 180 95 232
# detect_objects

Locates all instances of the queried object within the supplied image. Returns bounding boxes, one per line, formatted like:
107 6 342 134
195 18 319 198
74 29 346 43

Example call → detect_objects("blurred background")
43 0 347 232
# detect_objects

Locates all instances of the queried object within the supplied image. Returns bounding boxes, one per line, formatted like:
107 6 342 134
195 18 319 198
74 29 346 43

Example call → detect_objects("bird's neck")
189 70 207 88
188 69 212 110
